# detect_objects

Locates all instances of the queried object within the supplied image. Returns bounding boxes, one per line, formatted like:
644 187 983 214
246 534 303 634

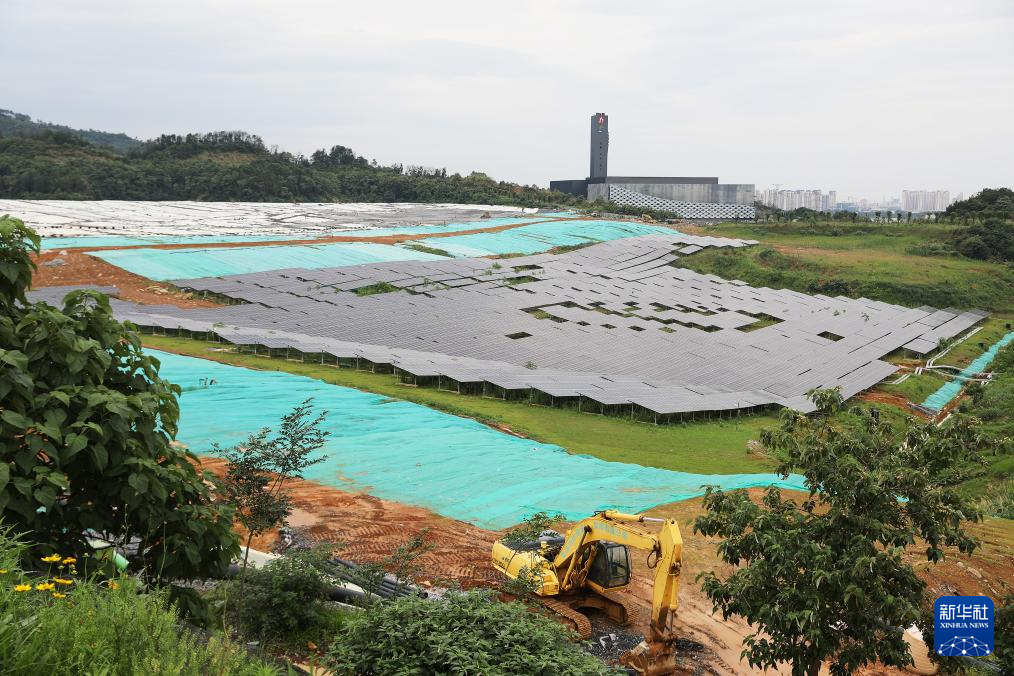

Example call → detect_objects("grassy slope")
143 335 779 476
680 222 1014 313
936 315 1014 368
880 372 947 403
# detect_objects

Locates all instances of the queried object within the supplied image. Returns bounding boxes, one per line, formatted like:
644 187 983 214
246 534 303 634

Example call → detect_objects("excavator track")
538 596 593 639
600 590 640 627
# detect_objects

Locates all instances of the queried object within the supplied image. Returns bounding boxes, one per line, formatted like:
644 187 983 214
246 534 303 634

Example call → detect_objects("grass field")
679 222 1014 313
879 372 948 404
143 336 781 476
936 315 1014 368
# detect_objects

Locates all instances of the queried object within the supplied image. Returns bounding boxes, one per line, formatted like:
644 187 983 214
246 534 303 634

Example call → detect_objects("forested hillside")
0 109 141 153
0 123 581 206
945 187 1014 221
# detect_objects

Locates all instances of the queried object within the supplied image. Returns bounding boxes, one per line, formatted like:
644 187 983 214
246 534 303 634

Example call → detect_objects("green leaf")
128 473 149 494
90 443 108 470
1 409 29 430
63 433 88 461
33 485 56 507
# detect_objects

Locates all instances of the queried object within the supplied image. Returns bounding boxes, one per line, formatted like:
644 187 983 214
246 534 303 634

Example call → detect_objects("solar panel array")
33 234 987 417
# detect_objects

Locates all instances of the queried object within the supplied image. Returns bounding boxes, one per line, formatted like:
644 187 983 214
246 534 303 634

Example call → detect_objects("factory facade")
550 113 756 220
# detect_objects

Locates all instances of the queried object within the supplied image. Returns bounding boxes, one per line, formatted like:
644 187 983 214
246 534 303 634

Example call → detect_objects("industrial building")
550 113 756 220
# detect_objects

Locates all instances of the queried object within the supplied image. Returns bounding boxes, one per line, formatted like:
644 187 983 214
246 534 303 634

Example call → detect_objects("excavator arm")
552 510 682 676
552 510 682 629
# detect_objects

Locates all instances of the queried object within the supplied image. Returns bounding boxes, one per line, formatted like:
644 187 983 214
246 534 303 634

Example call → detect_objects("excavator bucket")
620 633 677 676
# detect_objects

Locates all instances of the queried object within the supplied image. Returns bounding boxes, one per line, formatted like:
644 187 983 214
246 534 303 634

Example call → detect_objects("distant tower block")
590 112 609 179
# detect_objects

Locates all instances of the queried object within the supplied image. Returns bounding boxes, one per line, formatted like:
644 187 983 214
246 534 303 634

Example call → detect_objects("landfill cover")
406 220 685 257
91 242 444 280
922 330 1014 411
86 218 681 280
152 350 806 529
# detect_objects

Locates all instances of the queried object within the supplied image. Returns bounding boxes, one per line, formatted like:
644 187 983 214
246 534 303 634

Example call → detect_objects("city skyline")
760 186 962 212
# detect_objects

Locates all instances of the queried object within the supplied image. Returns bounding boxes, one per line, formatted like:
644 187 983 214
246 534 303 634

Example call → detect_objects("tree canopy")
945 187 1014 222
0 108 141 153
0 125 583 207
0 215 238 581
694 389 982 676
951 217 1014 262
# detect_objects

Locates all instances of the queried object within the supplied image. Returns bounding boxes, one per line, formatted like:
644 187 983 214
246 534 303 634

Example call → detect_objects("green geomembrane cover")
922 330 1014 411
152 350 804 528
408 220 682 256
87 219 682 280
93 242 444 280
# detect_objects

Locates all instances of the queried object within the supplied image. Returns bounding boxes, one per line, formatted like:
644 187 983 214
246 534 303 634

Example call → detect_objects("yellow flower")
0 569 8 574
61 557 76 565
53 578 74 586
35 582 55 591
107 581 119 590
52 592 67 599
41 555 61 563
14 584 31 592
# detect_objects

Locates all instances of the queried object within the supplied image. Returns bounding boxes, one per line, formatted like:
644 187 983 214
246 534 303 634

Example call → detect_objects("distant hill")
0 109 142 153
0 125 582 206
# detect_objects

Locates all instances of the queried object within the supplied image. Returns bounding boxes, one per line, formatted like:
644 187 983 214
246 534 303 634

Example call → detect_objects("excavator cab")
587 542 631 589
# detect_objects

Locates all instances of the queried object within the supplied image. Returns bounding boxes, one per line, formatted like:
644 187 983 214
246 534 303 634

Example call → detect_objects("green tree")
0 215 239 581
218 399 328 582
694 388 981 676
952 217 1014 262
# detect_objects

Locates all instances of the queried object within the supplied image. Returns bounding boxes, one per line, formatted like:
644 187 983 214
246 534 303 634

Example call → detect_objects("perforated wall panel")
610 186 756 219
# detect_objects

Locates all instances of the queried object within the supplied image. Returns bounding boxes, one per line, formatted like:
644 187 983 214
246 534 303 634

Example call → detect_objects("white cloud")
2 0 1012 197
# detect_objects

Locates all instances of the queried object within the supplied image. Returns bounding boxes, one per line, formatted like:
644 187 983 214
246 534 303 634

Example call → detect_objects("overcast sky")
3 0 1012 199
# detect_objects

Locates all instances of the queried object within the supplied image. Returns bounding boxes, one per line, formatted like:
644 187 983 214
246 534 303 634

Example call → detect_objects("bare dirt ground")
31 249 222 308
856 390 930 419
197 457 500 589
194 459 1011 675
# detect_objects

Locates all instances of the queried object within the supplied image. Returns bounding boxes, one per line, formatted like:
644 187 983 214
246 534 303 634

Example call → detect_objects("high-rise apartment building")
901 190 950 212
760 188 838 212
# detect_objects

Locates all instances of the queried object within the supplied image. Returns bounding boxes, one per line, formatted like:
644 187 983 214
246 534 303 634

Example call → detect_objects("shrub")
952 218 1014 262
324 590 619 675
806 277 854 296
980 480 1014 520
213 548 336 644
0 527 281 675
905 242 956 257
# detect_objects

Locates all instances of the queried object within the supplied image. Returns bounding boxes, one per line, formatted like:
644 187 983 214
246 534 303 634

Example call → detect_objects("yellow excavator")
492 510 683 676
